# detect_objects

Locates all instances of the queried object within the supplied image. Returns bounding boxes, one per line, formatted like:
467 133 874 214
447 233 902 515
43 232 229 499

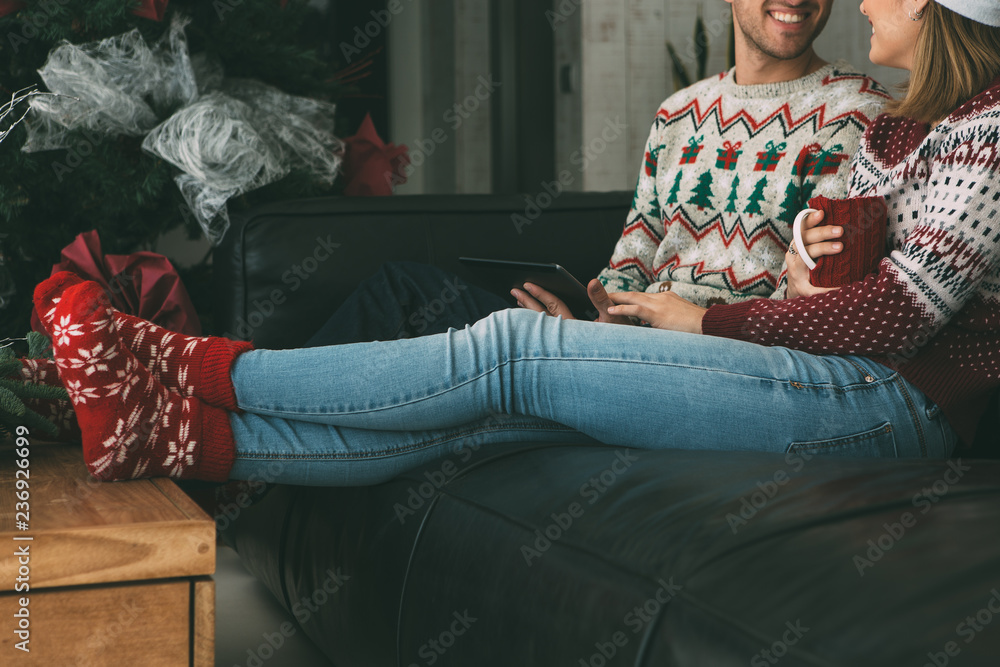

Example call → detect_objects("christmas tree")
725 174 740 215
0 0 352 338
686 171 715 211
744 176 768 218
777 180 801 225
666 172 682 205
800 180 817 209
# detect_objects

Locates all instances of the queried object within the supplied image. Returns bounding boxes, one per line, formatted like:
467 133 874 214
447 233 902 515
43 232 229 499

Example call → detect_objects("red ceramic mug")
792 195 888 288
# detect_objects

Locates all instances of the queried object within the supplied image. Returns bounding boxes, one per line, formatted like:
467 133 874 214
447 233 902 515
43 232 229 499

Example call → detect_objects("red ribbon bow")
30 230 202 337
341 113 410 196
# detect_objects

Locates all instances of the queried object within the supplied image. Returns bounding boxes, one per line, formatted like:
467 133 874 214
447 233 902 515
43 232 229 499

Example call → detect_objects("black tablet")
459 257 595 319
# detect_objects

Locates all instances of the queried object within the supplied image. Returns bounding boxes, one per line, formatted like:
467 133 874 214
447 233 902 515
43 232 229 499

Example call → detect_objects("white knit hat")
935 0 1000 26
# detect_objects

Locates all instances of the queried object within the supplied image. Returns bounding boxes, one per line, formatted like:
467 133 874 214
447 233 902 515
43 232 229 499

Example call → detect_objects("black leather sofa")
214 193 1000 666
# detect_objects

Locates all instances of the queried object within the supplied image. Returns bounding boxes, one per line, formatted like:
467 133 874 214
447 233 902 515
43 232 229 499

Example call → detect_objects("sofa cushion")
223 442 1000 666
215 192 630 349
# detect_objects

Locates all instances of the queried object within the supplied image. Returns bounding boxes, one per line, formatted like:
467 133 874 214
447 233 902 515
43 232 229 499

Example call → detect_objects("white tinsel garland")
20 16 344 245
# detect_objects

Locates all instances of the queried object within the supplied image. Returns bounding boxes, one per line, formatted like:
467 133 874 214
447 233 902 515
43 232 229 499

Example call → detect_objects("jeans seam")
893 374 928 457
241 355 890 417
787 422 894 453
234 421 577 461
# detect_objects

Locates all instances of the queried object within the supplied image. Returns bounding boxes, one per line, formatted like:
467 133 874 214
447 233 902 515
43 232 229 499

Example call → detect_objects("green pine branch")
0 377 68 401
0 332 67 438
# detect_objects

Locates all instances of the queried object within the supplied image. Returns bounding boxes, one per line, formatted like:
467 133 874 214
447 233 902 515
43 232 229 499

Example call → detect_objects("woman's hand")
786 209 843 298
513 280 633 325
606 291 706 334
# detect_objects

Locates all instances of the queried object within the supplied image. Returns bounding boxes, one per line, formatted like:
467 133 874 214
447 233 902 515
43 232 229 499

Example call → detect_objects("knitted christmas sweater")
704 77 1000 447
598 60 889 306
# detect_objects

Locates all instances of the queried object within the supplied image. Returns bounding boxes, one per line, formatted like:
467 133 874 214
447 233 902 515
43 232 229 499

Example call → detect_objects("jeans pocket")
788 421 898 458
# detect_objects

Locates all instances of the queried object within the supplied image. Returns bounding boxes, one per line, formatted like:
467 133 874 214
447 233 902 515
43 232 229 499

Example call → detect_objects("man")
308 0 888 345
516 0 889 321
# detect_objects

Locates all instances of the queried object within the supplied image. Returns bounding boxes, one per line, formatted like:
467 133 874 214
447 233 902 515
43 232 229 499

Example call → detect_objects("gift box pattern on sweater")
599 61 889 307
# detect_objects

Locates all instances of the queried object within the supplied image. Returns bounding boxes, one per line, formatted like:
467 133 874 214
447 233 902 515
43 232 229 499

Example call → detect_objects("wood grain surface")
0 442 215 588
0 580 192 665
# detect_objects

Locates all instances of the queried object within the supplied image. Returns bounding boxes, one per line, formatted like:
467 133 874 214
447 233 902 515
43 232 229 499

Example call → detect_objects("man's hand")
786 209 843 298
606 291 706 334
512 279 632 325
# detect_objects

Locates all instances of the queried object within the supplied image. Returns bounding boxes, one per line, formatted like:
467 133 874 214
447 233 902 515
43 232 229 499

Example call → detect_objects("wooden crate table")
0 441 215 666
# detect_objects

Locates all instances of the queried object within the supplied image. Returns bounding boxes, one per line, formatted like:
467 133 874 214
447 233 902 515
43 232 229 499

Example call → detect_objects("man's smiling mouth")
771 11 807 24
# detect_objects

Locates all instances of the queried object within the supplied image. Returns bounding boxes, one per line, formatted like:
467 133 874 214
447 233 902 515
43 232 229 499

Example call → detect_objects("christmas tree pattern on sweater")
599 60 889 306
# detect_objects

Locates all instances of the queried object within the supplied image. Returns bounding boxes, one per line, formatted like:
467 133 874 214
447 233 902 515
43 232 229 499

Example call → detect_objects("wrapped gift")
715 141 743 170
809 144 848 175
30 230 201 336
341 113 410 196
644 147 661 177
754 140 787 172
792 143 822 176
678 136 704 165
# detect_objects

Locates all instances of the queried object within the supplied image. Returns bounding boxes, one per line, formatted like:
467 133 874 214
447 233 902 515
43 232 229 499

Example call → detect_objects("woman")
35 0 1000 485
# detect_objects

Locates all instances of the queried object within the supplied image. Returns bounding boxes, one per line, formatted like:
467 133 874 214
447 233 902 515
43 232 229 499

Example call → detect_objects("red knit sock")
33 270 252 410
34 278 235 482
19 357 81 442
114 314 253 409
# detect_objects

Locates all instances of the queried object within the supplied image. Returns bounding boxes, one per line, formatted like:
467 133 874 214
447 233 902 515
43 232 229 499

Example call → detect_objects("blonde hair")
888 1 1000 125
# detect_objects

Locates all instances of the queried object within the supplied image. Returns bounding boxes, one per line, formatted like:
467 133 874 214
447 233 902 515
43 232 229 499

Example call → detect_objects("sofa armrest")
213 192 631 349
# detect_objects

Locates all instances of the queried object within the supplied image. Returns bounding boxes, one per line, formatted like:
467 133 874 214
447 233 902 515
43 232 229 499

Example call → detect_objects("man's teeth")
772 12 805 24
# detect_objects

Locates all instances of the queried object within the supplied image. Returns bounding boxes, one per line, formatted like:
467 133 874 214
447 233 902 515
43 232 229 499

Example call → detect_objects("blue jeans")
229 308 959 485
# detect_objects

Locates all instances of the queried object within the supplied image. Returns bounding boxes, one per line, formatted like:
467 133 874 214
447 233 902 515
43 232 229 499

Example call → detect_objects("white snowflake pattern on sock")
51 314 85 347
164 420 196 477
148 332 177 376
64 379 101 404
103 357 142 402
66 342 119 376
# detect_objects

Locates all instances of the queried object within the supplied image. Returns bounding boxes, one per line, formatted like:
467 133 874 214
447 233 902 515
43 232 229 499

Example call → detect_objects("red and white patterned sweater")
703 77 1000 447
